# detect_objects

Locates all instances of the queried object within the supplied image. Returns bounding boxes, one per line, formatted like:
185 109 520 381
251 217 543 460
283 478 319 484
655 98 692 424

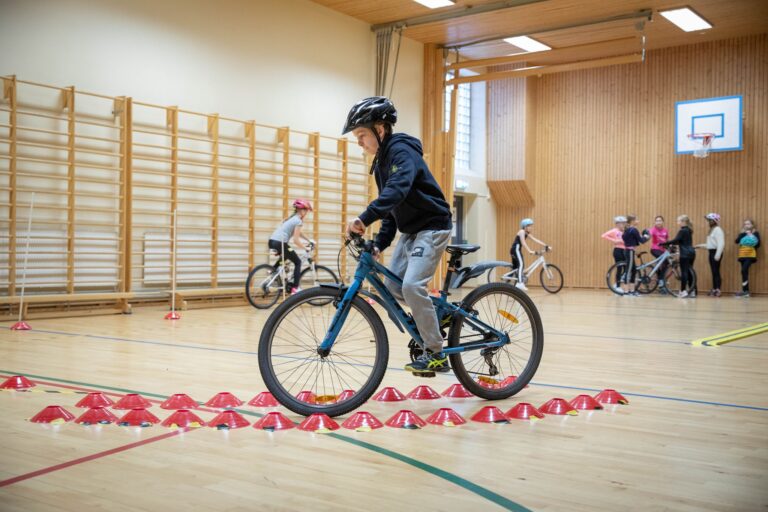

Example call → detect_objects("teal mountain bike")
258 234 544 417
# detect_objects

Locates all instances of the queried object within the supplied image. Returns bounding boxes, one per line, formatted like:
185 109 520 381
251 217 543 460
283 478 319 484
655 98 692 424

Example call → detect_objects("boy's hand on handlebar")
346 218 366 238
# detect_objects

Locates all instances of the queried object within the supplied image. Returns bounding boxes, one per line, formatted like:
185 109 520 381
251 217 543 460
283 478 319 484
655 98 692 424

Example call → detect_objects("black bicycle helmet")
342 96 397 135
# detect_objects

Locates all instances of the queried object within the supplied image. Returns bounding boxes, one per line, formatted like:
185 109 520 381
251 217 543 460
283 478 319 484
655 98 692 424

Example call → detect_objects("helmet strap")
369 125 384 175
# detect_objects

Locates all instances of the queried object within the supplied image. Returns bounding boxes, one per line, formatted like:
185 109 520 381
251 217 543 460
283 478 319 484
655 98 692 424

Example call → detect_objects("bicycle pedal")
413 372 436 378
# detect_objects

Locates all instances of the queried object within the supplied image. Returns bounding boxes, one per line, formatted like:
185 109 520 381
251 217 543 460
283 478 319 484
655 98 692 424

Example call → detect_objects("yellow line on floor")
692 322 768 347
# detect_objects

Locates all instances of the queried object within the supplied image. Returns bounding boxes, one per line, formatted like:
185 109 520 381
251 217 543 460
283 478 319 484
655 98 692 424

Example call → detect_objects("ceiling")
311 0 768 62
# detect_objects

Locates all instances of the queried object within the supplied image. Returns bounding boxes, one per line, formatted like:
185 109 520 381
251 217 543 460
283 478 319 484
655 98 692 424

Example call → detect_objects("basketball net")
688 133 714 158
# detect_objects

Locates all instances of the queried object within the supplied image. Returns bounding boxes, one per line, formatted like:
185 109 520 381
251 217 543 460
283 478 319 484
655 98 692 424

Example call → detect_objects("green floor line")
0 369 531 512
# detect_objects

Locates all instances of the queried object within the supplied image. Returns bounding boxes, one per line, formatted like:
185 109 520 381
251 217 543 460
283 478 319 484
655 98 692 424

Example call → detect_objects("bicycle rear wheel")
447 283 543 400
245 264 283 309
636 267 659 294
606 263 626 295
539 264 563 293
664 265 697 297
258 288 389 417
486 266 515 284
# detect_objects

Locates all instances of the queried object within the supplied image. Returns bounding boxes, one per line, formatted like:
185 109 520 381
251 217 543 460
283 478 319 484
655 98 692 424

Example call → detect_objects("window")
445 79 472 171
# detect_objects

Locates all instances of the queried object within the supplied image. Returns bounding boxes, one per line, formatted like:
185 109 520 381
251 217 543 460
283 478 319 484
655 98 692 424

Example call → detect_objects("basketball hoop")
688 133 715 158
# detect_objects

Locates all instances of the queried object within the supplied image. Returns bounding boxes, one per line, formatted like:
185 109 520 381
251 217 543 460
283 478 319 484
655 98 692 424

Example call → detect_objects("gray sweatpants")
384 229 451 353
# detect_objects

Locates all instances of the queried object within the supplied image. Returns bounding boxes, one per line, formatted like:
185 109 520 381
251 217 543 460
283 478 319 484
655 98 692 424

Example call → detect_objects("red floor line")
0 429 185 488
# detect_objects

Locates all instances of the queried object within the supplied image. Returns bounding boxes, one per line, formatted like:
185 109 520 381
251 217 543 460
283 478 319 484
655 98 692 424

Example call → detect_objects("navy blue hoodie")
358 133 452 251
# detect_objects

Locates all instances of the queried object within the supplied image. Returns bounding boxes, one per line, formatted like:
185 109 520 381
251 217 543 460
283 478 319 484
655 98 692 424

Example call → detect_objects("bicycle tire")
636 266 659 294
663 265 697 297
447 282 543 400
299 265 339 305
258 288 389 417
539 264 564 293
606 262 626 295
245 264 282 309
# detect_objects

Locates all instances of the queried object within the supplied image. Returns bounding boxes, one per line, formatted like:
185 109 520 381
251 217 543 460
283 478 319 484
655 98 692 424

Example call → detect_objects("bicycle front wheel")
447 282 543 400
636 267 659 294
245 264 283 309
258 287 389 417
539 264 563 293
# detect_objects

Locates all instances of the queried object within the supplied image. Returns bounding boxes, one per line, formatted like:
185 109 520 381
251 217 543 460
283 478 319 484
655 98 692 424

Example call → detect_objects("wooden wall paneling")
64 87 75 293
247 121 256 271
338 138 348 281
4 76 17 295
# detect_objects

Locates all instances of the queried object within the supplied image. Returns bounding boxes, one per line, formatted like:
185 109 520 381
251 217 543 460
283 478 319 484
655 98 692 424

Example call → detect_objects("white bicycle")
486 247 564 294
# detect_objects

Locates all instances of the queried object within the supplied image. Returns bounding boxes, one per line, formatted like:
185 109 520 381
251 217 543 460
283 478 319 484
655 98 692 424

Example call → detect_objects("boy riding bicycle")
343 96 453 375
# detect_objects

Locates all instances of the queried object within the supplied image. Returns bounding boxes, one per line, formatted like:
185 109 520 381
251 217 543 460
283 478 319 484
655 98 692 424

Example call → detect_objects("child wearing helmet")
696 213 725 296
510 218 550 291
343 97 453 375
602 216 627 293
735 219 760 297
268 199 313 293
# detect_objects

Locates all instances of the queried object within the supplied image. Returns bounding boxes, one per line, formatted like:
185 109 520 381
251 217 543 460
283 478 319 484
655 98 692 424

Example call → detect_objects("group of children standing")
602 214 761 298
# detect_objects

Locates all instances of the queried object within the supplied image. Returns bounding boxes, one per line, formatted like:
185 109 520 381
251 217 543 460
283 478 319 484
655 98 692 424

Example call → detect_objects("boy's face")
352 127 379 156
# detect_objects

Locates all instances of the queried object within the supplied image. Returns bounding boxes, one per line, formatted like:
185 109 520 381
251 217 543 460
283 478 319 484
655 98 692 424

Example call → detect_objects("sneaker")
612 285 623 294
515 282 528 291
735 291 750 298
290 287 302 295
632 291 641 297
689 291 697 298
713 289 721 297
404 351 450 374
679 291 688 298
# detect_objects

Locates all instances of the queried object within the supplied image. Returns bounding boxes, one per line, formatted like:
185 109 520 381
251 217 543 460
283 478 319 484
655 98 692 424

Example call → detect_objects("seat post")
442 253 462 293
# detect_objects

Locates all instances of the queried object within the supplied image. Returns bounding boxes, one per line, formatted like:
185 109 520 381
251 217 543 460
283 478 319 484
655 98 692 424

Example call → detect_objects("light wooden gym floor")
1 289 766 512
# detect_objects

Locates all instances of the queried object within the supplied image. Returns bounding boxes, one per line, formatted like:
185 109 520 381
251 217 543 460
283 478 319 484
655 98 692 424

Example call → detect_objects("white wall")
0 0 423 139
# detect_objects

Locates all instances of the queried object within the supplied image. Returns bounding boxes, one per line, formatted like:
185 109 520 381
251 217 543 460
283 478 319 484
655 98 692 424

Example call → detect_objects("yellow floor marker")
691 322 768 347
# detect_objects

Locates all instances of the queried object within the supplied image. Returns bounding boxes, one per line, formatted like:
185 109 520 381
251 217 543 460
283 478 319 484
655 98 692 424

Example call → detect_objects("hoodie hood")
381 133 423 157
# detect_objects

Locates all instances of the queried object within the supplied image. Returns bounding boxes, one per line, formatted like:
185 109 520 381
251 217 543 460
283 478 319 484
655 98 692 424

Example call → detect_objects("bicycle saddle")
446 244 480 255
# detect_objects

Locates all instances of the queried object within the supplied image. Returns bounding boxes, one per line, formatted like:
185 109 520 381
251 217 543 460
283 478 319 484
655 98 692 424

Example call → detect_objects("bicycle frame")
501 253 548 281
317 250 511 357
636 250 671 278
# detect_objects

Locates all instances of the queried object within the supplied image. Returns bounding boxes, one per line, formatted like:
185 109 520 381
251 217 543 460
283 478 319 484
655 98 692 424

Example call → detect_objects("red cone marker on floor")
0 375 35 390
114 393 153 409
208 410 250 430
594 389 629 405
248 392 279 407
30 405 75 424
470 406 509 424
297 413 340 433
426 408 466 427
569 394 604 410
160 393 199 410
76 392 114 409
164 311 181 320
336 389 356 402
373 387 406 402
10 321 31 330
505 402 545 421
341 411 383 431
76 407 119 425
117 408 161 427
296 390 317 404
253 412 295 431
539 398 578 416
162 409 205 429
499 375 529 388
441 383 474 398
406 385 441 400
205 392 244 408
385 410 427 429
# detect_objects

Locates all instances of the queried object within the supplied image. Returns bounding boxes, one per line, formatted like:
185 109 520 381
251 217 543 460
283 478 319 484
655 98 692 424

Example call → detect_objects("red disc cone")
253 411 295 431
10 321 31 330
117 408 161 427
337 389 356 402
499 375 529 388
204 392 244 408
385 410 427 429
476 376 500 389
594 389 629 405
470 406 509 424
505 402 545 421
208 410 250 430
297 413 340 433
160 393 199 410
0 375 35 390
162 409 205 428
296 390 317 404
426 408 466 427
76 407 119 425
406 385 441 400
75 392 114 409
373 386 406 402
341 411 383 431
29 405 75 424
441 383 474 398
540 398 578 416
569 394 604 410
248 392 279 407
164 311 181 320
114 393 153 409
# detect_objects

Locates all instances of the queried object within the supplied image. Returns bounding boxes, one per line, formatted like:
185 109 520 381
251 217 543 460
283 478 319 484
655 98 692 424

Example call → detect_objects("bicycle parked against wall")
486 247 564 293
605 248 696 297
257 235 544 417
245 241 339 309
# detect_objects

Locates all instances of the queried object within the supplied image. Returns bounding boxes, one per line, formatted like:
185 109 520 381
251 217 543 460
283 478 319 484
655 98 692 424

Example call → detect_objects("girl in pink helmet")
268 199 313 293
